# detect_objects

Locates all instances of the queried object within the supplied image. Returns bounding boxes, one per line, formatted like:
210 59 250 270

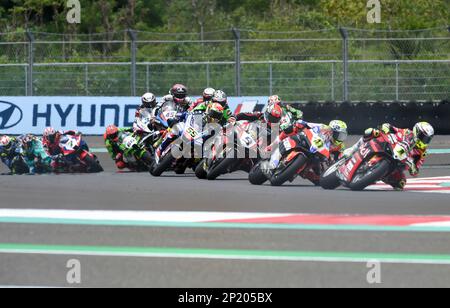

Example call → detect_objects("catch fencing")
0 27 449 101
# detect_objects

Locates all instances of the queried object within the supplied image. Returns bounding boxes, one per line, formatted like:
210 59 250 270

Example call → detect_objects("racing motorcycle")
249 124 331 186
56 133 103 173
134 102 178 154
150 111 206 177
119 132 155 172
320 133 410 191
198 120 263 181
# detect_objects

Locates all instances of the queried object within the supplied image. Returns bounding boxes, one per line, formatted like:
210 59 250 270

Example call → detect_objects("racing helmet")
141 92 157 108
105 125 120 142
212 90 227 107
203 88 216 102
264 104 283 125
329 120 348 143
206 103 225 123
413 122 434 150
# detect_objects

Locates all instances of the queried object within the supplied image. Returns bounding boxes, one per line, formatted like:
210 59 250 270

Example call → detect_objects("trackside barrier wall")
0 96 268 135
292 101 450 135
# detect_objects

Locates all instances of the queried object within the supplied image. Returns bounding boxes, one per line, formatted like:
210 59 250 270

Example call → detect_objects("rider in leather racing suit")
343 122 434 190
188 88 216 112
265 118 348 185
104 125 136 170
0 135 27 174
20 134 53 174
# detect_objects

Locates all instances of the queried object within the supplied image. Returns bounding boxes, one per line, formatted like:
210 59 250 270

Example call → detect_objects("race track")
1 136 450 288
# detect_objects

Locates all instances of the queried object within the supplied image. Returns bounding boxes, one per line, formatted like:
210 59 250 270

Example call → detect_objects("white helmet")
203 88 216 101
141 92 157 108
212 90 227 106
413 122 434 150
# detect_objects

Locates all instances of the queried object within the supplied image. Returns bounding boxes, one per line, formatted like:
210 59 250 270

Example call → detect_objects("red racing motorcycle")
249 125 331 186
56 133 103 173
320 133 410 191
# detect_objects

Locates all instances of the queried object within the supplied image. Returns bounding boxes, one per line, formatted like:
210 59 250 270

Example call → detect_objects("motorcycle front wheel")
348 159 390 191
270 154 307 187
83 154 104 173
248 162 268 185
207 158 235 181
320 161 343 190
150 154 174 177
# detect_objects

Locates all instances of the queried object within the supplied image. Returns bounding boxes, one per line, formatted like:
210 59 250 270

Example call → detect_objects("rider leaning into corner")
19 134 53 174
188 88 216 111
104 125 135 170
235 95 304 123
135 92 158 119
0 135 24 175
343 122 435 190
155 84 194 114
155 90 237 159
265 117 349 184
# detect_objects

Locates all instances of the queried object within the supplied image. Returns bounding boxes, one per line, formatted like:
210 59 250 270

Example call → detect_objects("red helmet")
264 104 283 125
170 84 188 105
43 127 58 143
105 125 119 142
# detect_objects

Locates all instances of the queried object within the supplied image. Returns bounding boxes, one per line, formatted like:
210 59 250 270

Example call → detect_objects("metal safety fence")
0 28 449 101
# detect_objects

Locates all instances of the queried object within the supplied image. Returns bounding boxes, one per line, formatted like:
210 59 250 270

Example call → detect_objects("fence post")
146 64 150 92
232 28 241 96
206 63 211 88
395 62 399 101
269 62 273 96
85 64 89 96
127 29 137 96
339 27 349 102
331 62 335 101
25 30 34 96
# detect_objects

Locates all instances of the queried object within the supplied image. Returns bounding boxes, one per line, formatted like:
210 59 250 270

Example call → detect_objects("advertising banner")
0 96 268 135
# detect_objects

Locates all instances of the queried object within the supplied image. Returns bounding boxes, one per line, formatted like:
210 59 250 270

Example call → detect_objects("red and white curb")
369 176 450 194
2 209 450 228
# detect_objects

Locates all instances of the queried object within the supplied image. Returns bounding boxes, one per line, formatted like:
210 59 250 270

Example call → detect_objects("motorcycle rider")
104 125 136 170
188 88 216 111
268 95 304 121
157 84 193 113
42 127 85 156
20 134 53 175
236 95 303 123
265 119 349 184
343 122 434 190
42 127 89 171
0 135 27 175
135 92 158 118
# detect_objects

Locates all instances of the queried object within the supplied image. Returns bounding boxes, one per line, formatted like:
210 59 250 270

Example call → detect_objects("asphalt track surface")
0 136 450 288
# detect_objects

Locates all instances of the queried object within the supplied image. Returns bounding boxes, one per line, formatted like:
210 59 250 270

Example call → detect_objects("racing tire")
150 154 174 177
248 162 268 185
83 154 104 173
348 159 391 191
140 151 154 171
207 158 235 181
270 154 307 187
195 159 208 180
320 162 342 190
